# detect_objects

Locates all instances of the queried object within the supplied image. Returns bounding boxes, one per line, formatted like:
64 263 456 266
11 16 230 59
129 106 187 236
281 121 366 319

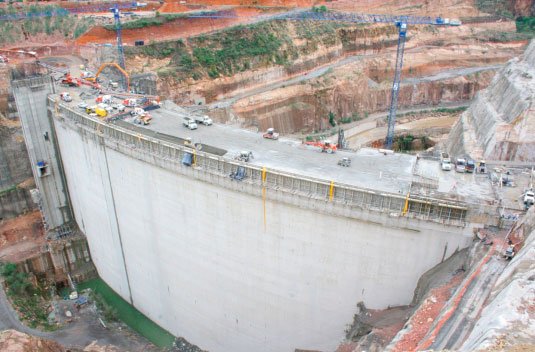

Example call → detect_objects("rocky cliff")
459 208 535 351
447 40 535 161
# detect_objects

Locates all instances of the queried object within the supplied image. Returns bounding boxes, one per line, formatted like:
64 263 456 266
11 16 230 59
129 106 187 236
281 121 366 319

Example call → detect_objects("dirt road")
0 282 158 351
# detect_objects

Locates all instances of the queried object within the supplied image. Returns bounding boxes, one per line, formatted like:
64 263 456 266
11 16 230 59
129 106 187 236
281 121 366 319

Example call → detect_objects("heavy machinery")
0 55 8 64
96 95 113 104
86 106 107 118
61 74 80 87
95 63 130 91
338 157 351 167
235 151 254 162
111 5 126 70
304 140 337 154
263 128 279 140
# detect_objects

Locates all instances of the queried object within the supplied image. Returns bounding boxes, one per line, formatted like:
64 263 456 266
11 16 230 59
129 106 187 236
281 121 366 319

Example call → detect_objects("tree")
328 111 336 127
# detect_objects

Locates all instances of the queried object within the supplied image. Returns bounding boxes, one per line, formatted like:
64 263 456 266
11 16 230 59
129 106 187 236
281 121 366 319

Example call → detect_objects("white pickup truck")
194 115 213 126
183 117 198 130
440 152 452 171
524 190 534 208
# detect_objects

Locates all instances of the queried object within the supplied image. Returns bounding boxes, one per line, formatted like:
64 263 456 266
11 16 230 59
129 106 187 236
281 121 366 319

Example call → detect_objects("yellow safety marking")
329 181 335 201
192 150 197 167
262 167 267 231
402 191 410 216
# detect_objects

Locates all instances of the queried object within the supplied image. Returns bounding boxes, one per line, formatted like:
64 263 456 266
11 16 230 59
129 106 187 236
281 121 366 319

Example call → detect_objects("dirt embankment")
76 7 277 45
0 211 45 263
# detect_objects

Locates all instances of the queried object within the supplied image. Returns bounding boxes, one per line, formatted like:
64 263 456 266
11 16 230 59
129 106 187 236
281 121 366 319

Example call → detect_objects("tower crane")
110 5 126 70
187 9 461 148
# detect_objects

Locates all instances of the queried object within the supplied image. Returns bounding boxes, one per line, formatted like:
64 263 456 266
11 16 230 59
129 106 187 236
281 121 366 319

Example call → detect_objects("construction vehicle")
61 73 80 87
0 54 8 64
86 106 107 118
130 107 152 125
304 140 337 154
478 160 487 173
338 157 351 167
60 92 72 102
194 115 213 126
95 62 129 91
235 151 254 162
504 243 515 260
123 98 137 107
523 189 534 208
263 128 279 140
183 117 198 130
96 95 112 104
80 71 95 80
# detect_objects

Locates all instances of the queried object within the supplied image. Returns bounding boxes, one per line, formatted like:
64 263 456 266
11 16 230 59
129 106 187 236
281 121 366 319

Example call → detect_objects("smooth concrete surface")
51 105 473 352
12 76 71 229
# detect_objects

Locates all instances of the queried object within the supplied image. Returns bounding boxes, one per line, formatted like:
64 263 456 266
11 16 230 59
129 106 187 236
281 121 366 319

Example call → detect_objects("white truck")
60 92 72 102
194 115 213 126
524 190 534 208
440 152 452 171
183 117 198 130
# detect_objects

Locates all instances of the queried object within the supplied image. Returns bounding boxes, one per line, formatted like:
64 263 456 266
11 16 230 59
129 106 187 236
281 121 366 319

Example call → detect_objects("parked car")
455 158 466 173
466 160 475 173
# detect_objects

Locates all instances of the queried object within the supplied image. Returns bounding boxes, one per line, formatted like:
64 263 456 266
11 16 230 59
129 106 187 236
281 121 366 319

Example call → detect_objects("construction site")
0 0 534 351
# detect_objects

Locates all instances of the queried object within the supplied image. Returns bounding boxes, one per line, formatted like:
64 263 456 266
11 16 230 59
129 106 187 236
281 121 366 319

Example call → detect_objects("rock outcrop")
459 208 535 351
447 40 535 161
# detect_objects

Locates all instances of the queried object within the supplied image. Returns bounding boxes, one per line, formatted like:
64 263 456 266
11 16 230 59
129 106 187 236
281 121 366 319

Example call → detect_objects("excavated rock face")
508 0 535 16
0 330 125 352
0 330 66 352
447 40 535 161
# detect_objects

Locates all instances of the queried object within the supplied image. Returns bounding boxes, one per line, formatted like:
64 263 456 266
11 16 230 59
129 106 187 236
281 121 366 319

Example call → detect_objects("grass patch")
1 263 56 331
0 185 17 197
77 278 175 348
0 4 94 44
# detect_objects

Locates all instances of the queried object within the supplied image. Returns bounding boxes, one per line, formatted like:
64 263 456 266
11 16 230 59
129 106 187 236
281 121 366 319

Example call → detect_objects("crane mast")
385 21 407 149
111 5 126 70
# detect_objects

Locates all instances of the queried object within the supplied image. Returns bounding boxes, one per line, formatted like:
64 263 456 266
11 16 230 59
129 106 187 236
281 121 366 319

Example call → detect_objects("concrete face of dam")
13 77 474 352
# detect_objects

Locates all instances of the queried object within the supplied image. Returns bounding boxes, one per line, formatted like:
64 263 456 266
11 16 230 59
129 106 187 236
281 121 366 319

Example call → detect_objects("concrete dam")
13 76 476 352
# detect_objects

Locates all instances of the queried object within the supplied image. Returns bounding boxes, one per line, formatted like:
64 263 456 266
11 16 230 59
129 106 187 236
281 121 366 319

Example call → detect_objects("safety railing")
52 98 469 226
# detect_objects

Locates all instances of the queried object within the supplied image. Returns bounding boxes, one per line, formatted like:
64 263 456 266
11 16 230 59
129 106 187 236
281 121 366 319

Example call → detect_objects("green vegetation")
311 5 328 13
77 278 175 348
128 18 352 80
478 30 533 42
0 185 17 197
0 5 94 45
328 111 336 127
516 17 535 34
0 263 56 330
475 0 514 18
394 134 434 152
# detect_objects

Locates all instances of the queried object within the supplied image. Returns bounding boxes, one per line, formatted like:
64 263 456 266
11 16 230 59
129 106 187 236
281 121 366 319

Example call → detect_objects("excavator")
304 140 337 154
88 63 130 91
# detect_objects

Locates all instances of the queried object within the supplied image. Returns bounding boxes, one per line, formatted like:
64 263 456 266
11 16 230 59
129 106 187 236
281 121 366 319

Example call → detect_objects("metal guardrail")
52 98 468 226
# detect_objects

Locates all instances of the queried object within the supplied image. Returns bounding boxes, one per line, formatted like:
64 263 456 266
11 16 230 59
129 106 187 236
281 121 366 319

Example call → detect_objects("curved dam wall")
50 101 472 352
